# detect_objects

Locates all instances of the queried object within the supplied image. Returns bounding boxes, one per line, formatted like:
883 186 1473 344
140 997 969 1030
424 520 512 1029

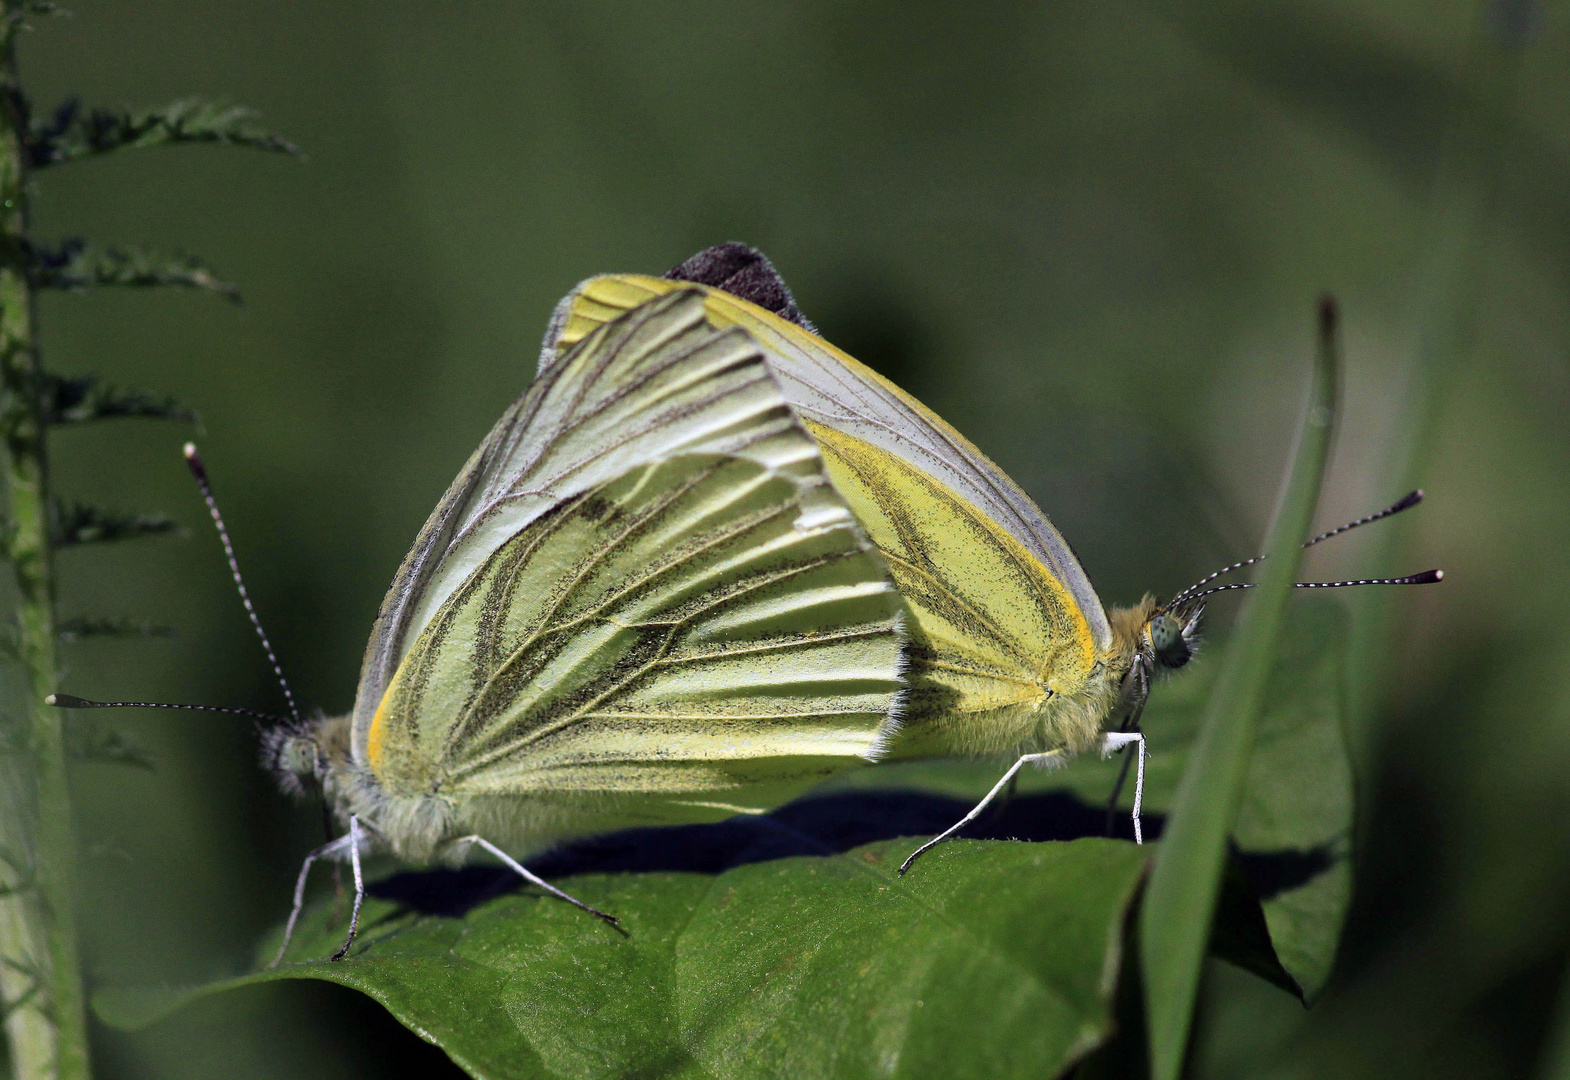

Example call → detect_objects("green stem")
1140 298 1341 1080
0 10 89 1079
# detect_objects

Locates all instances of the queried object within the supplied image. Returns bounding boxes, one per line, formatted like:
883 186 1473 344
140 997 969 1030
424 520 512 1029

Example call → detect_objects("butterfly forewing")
368 451 903 807
353 290 849 748
543 273 1112 654
359 294 905 837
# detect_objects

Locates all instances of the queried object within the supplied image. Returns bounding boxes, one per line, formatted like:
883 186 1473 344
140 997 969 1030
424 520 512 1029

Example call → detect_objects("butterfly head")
1146 604 1204 671
1109 595 1204 681
1104 596 1203 733
261 714 349 797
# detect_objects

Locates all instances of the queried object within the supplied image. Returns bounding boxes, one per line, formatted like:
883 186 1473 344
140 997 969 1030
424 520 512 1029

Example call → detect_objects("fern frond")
50 500 181 546
29 96 302 167
56 617 174 641
41 373 197 425
29 240 240 303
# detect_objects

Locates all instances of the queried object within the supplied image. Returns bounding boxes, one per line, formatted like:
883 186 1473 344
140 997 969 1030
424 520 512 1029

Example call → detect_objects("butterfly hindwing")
804 422 1103 757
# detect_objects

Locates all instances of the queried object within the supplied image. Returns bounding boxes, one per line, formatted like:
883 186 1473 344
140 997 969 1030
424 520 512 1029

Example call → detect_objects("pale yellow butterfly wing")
351 289 877 757
367 450 904 844
803 423 1107 758
541 273 1111 654
357 293 906 847
541 274 1119 758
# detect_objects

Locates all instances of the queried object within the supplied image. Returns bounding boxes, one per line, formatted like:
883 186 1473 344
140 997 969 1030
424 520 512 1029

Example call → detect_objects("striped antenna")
1183 569 1443 606
46 692 291 725
184 442 300 722
1168 490 1427 609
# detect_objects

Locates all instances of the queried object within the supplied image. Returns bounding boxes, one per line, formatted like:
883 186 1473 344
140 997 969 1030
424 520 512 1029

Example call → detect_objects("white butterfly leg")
898 750 1067 876
449 834 620 926
329 815 367 961
272 819 360 967
1100 731 1148 844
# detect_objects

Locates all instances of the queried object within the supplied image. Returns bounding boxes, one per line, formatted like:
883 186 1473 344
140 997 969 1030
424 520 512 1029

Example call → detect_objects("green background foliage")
11 1 1568 1077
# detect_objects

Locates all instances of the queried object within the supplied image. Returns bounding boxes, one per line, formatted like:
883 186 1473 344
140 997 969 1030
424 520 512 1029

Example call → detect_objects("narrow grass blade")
1141 297 1342 1080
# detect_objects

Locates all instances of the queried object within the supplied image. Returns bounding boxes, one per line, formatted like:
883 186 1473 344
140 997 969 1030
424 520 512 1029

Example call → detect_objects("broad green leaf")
1056 599 1352 1001
1230 601 1352 999
95 837 1147 1080
90 587 1354 1078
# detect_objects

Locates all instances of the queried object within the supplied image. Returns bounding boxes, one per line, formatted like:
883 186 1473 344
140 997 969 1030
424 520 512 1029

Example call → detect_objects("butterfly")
543 246 1179 874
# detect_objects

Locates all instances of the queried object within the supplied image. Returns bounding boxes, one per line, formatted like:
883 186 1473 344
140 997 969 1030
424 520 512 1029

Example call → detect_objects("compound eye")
280 736 319 778
1149 613 1191 669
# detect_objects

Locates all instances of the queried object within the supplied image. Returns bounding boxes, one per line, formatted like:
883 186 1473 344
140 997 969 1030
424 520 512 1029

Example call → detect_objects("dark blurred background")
11 1 1568 1077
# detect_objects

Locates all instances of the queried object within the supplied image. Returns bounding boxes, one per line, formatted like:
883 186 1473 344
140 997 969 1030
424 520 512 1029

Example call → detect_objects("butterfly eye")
278 735 320 778
1149 613 1192 669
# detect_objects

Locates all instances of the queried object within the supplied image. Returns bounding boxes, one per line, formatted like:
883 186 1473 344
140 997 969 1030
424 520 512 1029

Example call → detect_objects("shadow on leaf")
369 789 1330 918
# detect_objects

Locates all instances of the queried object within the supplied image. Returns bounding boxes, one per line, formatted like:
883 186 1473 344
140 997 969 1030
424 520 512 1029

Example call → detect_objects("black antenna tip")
1318 293 1338 333
1394 489 1425 511
46 693 92 708
1417 569 1444 584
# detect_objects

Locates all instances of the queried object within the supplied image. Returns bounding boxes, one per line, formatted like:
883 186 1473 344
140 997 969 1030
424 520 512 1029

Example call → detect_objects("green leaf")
94 837 1148 1080
28 97 303 167
1230 601 1352 1000
1140 298 1341 1080
41 373 197 425
1206 855 1301 1000
82 562 1356 1078
28 240 240 303
1043 600 1353 1002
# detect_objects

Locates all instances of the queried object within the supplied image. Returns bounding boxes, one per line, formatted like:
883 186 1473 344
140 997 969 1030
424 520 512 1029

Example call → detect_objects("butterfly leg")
449 835 620 927
1105 751 1135 837
272 822 358 967
1099 732 1148 844
329 815 366 961
898 750 1066 876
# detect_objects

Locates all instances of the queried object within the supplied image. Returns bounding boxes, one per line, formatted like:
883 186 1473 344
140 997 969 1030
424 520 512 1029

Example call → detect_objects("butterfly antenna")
45 693 292 725
184 442 300 723
1183 569 1443 606
1168 490 1427 609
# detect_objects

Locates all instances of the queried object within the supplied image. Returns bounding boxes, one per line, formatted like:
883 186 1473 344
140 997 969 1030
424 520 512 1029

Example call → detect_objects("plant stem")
1140 298 1341 1080
0 10 89 1079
